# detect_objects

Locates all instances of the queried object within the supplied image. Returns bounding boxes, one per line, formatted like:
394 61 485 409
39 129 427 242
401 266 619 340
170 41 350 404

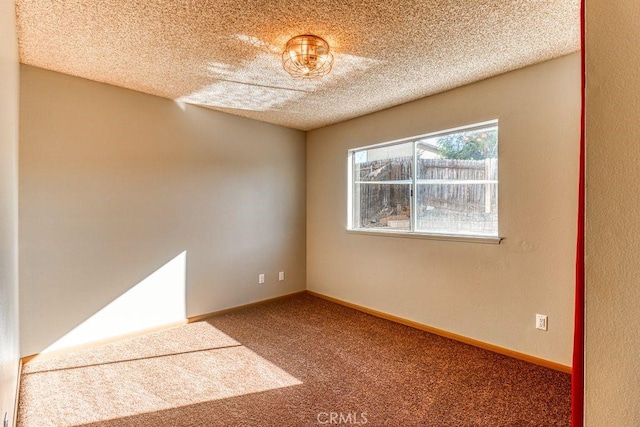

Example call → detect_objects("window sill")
346 229 503 244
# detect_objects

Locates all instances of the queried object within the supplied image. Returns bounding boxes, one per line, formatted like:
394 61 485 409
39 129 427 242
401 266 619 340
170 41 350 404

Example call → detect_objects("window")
348 121 499 240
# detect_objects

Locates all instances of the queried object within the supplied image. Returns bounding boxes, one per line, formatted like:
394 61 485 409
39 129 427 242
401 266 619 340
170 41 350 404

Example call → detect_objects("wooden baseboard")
187 291 307 323
306 290 572 374
19 289 569 374
21 290 306 365
20 319 189 365
13 358 22 427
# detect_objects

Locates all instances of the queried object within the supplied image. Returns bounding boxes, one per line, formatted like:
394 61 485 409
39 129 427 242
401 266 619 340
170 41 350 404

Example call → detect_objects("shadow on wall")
40 251 188 354
19 65 307 358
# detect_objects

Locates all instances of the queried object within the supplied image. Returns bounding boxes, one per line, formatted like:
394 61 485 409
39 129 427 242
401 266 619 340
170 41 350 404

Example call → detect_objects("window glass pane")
354 183 411 230
416 127 498 236
417 127 497 174
353 141 412 230
416 182 497 235
354 142 413 182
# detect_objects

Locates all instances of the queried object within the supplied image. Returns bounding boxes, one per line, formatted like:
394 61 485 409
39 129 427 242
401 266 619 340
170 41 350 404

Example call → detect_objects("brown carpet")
18 293 571 426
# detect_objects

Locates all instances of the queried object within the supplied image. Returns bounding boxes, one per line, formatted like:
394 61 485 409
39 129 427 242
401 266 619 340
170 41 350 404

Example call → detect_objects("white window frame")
347 120 502 244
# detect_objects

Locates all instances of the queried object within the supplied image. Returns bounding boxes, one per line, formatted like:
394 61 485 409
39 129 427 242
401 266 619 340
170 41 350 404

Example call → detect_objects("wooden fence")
354 156 498 230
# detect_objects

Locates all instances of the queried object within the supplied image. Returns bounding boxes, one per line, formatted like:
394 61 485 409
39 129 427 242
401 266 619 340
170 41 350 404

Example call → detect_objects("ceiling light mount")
282 34 334 79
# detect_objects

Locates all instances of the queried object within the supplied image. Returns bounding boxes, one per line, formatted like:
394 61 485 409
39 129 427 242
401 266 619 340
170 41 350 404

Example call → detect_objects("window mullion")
412 141 418 232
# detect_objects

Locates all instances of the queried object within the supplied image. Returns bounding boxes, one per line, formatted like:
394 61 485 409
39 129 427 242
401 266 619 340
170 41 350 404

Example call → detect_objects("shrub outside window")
348 121 498 238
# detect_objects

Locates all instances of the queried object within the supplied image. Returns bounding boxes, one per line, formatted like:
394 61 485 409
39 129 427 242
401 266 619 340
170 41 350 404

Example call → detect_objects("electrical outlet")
258 274 265 284
278 271 285 281
4 412 9 427
536 314 548 331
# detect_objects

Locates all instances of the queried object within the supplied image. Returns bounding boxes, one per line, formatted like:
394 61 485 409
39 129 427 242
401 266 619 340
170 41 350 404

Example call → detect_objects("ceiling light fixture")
282 34 334 79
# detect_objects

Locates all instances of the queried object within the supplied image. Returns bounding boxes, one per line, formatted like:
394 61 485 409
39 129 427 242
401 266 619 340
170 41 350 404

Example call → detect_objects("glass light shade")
282 35 334 79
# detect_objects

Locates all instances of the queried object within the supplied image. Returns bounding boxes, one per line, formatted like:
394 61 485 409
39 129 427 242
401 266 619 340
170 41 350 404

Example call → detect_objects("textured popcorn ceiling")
15 0 580 130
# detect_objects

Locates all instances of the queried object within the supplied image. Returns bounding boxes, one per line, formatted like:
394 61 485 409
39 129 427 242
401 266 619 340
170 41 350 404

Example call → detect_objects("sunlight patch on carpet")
19 323 302 426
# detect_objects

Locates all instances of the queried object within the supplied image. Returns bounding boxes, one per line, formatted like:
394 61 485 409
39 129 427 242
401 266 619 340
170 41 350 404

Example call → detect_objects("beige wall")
307 53 580 366
0 0 20 424
585 2 640 425
19 66 306 357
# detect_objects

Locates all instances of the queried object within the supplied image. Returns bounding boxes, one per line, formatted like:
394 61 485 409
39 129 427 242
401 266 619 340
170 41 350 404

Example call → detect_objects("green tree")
436 130 497 160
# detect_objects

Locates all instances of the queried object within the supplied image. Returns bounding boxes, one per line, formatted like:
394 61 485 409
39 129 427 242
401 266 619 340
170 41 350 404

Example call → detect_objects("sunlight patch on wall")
175 35 380 112
42 251 187 353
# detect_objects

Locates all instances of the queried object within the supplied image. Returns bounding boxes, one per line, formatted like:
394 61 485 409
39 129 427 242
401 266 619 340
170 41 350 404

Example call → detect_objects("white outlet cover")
258 274 265 284
536 314 548 331
278 272 285 281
